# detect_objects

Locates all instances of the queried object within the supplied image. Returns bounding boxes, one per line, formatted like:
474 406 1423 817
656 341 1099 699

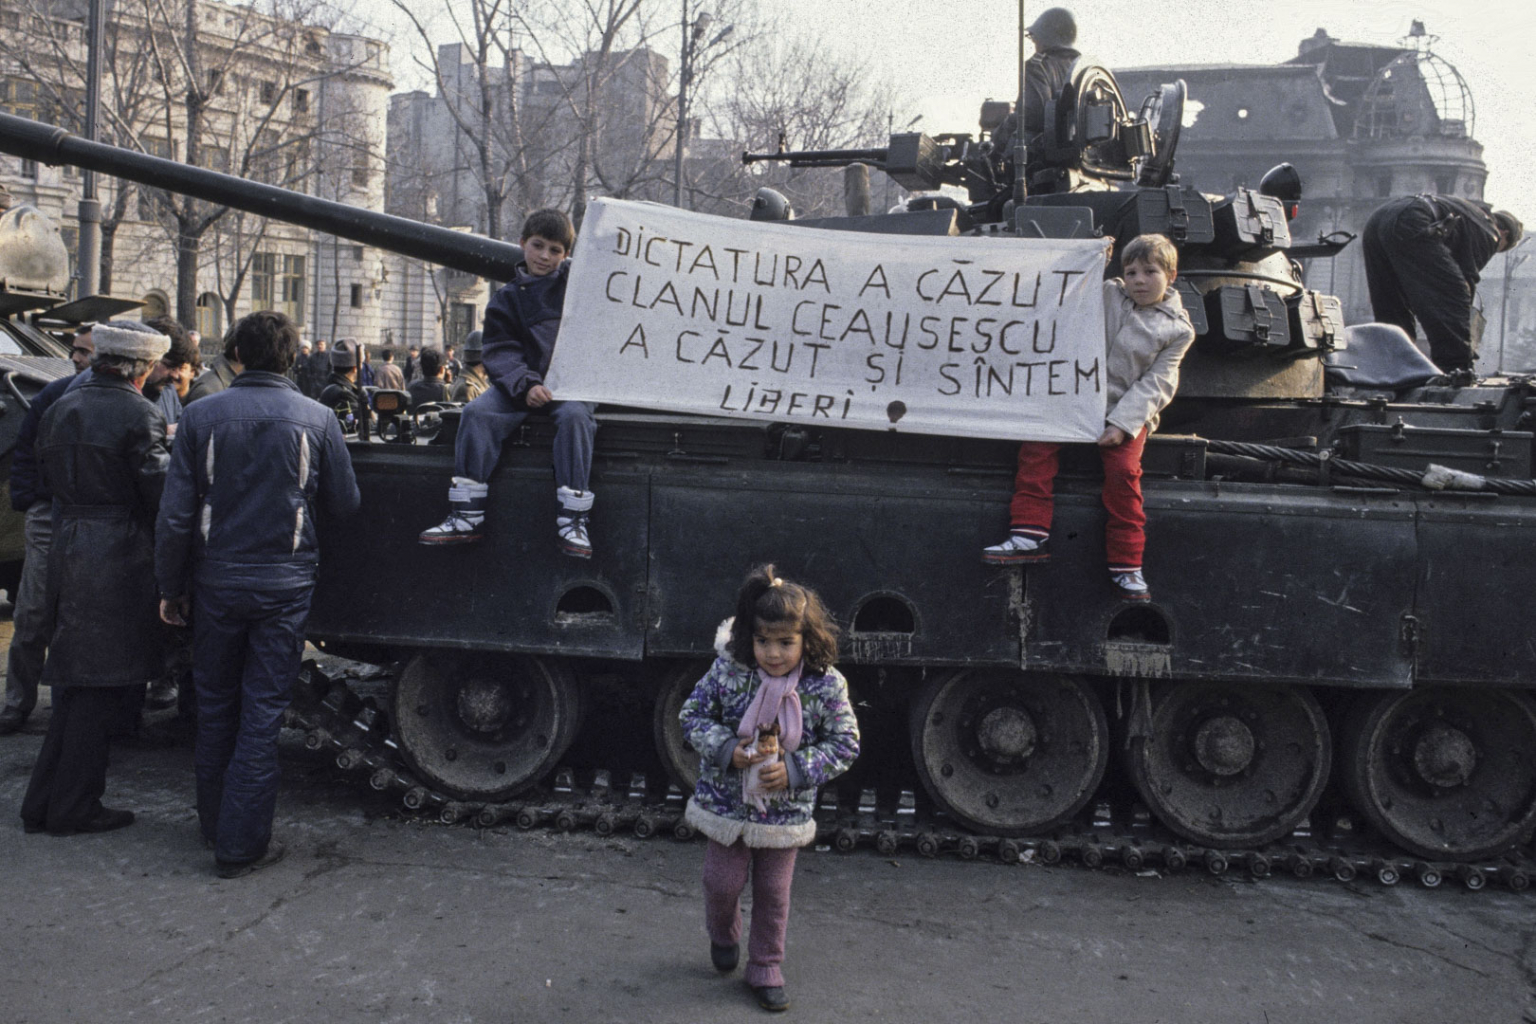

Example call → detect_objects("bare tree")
0 0 170 293
696 31 897 220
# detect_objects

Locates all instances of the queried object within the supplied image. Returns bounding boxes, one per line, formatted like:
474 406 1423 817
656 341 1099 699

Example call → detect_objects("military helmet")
1027 7 1077 49
463 329 484 362
750 187 794 223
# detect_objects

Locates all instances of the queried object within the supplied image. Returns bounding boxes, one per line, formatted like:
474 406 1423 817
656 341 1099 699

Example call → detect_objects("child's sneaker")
556 486 594 559
1110 569 1151 601
981 532 1049 565
419 477 487 545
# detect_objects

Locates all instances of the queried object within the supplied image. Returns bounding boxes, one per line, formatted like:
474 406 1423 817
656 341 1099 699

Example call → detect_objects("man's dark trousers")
1363 196 1478 371
20 685 136 830
193 581 312 865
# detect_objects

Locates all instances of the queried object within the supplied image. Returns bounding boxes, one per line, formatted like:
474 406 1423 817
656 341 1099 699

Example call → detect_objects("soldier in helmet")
991 7 1081 160
1363 195 1523 373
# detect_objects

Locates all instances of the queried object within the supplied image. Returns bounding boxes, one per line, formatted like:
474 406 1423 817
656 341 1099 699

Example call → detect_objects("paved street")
0 620 1533 1024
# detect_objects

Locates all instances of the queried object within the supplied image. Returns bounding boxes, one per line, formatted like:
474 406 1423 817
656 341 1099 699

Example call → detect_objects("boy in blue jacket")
419 209 598 557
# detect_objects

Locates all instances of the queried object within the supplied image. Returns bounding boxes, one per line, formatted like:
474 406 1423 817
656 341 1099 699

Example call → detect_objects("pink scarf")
739 663 803 810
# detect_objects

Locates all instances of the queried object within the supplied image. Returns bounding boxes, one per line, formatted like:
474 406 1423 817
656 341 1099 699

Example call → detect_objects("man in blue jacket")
418 208 598 557
155 310 359 878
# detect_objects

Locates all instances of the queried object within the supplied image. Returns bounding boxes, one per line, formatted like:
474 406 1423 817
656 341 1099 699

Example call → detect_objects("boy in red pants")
983 234 1196 601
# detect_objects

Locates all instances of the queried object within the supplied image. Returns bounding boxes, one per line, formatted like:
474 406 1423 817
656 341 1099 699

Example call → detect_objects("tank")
3 64 1534 879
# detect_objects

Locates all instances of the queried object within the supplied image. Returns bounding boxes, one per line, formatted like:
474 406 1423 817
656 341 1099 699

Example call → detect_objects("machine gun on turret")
743 66 1188 229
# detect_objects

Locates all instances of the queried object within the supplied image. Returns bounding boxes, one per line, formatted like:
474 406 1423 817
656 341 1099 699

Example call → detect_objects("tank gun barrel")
0 111 523 281
742 146 890 169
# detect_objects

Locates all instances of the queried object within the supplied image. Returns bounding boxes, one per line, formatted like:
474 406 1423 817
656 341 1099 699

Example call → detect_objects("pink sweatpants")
702 838 798 987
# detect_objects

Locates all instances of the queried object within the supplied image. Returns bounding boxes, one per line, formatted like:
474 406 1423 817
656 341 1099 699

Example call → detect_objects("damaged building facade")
1117 23 1535 372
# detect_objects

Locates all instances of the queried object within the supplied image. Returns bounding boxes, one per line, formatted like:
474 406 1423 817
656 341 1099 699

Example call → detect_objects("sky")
347 0 1536 213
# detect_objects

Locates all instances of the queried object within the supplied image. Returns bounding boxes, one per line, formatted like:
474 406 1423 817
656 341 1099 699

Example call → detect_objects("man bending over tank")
419 209 598 558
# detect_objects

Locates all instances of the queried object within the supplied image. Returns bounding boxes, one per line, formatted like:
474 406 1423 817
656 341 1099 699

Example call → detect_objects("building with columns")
0 0 392 353
1117 23 1509 364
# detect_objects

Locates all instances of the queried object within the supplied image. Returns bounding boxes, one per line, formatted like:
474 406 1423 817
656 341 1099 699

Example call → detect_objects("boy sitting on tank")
419 209 599 558
983 233 1196 602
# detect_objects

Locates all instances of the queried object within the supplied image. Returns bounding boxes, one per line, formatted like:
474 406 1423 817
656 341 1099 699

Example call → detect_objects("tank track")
285 663 1536 893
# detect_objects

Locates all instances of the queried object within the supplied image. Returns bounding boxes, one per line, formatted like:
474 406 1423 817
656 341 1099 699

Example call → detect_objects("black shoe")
216 839 287 879
711 942 739 973
145 678 179 711
49 806 136 836
752 985 790 1012
0 706 29 736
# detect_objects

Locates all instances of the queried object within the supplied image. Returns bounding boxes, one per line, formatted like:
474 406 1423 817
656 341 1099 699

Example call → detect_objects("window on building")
196 292 222 339
350 283 364 308
1435 174 1456 195
352 245 364 261
1 78 39 176
449 302 476 347
351 151 370 188
207 69 225 96
200 145 231 172
279 254 306 322
293 88 309 114
142 292 169 319
251 252 276 309
1376 174 1393 198
259 80 278 106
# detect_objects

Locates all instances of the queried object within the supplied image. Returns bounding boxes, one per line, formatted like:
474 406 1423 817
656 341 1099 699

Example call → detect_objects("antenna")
1014 0 1028 205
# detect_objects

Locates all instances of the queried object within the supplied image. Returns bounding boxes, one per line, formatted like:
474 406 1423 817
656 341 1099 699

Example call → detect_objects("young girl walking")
680 565 860 1012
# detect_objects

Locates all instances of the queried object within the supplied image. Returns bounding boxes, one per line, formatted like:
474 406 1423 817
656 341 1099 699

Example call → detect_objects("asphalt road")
0 628 1533 1023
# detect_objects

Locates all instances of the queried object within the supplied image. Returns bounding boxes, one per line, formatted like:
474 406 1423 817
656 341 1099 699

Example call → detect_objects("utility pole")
672 4 729 209
76 0 105 297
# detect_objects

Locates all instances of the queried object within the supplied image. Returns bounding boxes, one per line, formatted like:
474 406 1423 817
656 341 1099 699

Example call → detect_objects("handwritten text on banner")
546 198 1109 442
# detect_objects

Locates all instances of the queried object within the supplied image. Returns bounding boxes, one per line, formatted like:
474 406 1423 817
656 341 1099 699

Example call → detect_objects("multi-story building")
0 0 391 352
1116 23 1522 367
379 41 679 353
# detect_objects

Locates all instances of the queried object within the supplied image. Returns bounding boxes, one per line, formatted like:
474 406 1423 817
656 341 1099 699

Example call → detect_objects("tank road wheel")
1340 688 1536 861
909 670 1108 836
652 660 712 792
392 651 582 802
1127 683 1330 848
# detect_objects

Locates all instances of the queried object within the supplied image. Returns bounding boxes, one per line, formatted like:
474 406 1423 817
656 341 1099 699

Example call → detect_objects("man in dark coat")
1363 195 1523 372
407 347 450 409
157 310 360 878
182 330 242 407
0 327 95 736
19 323 171 835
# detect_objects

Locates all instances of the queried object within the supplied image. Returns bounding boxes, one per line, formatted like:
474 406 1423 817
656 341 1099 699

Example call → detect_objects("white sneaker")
556 486 594 559
419 478 487 545
1110 569 1151 601
981 533 1050 565
419 513 483 545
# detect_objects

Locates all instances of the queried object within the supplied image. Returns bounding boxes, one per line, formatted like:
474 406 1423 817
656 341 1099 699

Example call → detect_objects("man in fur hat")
19 323 171 835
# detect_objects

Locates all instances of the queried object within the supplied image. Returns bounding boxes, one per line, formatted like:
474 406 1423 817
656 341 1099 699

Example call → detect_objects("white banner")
546 198 1109 442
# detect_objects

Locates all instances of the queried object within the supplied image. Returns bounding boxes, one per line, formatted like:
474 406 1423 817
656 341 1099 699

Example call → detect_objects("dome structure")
1353 22 1474 140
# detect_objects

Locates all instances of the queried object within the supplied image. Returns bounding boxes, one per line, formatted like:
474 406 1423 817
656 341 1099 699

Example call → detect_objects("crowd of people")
0 207 582 884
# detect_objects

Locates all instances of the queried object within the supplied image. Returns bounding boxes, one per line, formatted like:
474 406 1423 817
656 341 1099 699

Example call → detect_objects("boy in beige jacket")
983 234 1196 601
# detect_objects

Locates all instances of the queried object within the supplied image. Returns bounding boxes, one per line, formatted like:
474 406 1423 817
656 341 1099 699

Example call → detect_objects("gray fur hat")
92 321 170 362
330 338 359 369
